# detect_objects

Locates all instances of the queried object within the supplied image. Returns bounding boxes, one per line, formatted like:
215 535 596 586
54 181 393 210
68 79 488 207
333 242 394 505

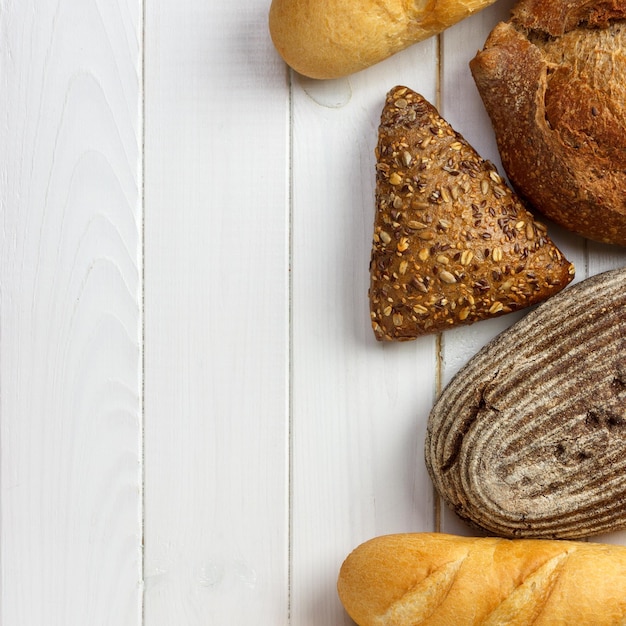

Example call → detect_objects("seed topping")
369 86 575 341
379 230 391 245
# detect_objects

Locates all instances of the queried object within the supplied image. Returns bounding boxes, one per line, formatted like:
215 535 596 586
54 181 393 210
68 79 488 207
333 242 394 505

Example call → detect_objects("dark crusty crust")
369 87 574 341
470 0 626 245
425 267 626 539
511 0 625 35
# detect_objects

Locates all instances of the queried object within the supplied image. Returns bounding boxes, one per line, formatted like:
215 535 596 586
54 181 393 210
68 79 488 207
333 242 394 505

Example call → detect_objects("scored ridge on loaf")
426 267 626 539
369 86 574 341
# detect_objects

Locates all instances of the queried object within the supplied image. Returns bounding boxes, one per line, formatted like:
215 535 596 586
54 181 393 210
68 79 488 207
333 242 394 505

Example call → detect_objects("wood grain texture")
0 0 142 624
289 43 440 625
5 0 626 624
143 0 290 623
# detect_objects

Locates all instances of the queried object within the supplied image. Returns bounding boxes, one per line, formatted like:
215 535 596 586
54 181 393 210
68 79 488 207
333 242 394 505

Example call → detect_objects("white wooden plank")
587 241 626 275
0 0 143 624
290 43 439 625
143 0 290 623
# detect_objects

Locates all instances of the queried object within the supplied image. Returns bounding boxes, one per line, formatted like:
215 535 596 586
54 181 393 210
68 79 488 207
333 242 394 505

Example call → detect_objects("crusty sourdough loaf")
268 0 499 79
470 0 626 245
338 533 626 626
426 267 626 539
369 86 574 341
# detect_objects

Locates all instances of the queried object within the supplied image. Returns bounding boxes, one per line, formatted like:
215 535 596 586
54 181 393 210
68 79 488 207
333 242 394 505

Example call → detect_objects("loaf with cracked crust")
268 0 499 79
470 0 626 245
426 267 626 539
338 533 626 626
369 86 574 341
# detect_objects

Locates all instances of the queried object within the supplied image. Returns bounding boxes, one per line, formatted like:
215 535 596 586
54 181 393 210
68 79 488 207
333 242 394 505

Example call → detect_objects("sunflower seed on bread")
426 267 626 539
369 86 575 341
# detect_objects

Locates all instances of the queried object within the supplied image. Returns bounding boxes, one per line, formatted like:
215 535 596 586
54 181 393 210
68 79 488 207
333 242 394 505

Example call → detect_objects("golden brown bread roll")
338 533 626 625
268 0 499 79
369 86 574 341
470 0 626 245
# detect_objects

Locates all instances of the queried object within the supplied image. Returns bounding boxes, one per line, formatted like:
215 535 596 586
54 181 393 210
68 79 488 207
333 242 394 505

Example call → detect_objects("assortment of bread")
369 86 574 341
338 533 626 625
267 0 626 621
470 0 626 244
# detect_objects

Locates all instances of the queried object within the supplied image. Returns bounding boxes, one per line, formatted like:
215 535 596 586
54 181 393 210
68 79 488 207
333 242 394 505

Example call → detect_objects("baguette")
338 533 626 625
425 267 626 539
268 0 499 80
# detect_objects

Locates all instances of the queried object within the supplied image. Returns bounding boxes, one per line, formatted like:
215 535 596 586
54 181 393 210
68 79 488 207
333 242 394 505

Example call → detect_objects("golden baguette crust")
338 533 626 625
268 0 498 79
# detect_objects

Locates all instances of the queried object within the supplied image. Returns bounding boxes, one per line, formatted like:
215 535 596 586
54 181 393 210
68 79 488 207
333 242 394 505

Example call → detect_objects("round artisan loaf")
425 267 626 539
268 0 499 79
470 0 626 245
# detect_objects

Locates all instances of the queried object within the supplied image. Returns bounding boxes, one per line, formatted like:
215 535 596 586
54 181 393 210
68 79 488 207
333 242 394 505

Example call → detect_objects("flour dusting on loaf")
426 267 626 539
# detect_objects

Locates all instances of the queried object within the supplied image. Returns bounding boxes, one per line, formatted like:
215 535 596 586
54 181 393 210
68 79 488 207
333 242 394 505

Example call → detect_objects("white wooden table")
3 0 626 624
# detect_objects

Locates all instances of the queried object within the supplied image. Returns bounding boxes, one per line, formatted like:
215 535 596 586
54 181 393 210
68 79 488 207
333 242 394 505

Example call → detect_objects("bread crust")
425 267 626 539
369 87 574 341
338 533 626 625
470 0 626 245
268 0 499 79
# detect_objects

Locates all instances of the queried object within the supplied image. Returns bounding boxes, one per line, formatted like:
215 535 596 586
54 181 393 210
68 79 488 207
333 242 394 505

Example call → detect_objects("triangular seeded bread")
369 86 575 341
